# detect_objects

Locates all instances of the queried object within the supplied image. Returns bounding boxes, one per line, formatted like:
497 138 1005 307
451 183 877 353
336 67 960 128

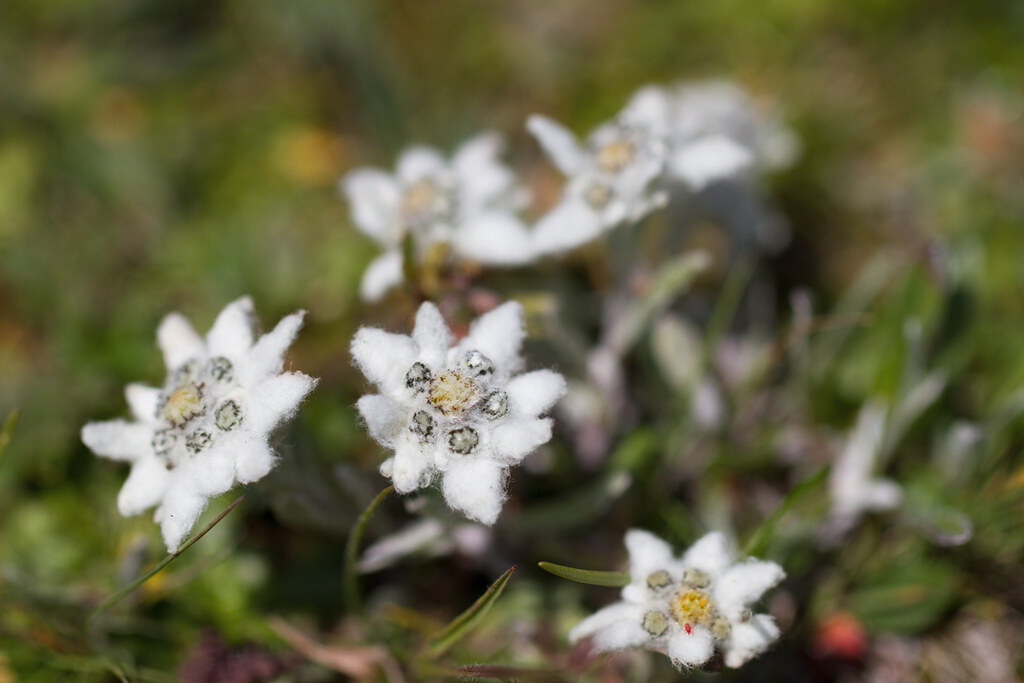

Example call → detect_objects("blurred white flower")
341 133 533 301
571 530 785 670
81 297 317 551
351 301 565 524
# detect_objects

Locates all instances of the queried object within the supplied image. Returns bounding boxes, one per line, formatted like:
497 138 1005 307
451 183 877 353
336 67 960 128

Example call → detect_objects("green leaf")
343 484 393 615
537 562 630 587
427 565 516 657
848 560 959 634
743 465 829 556
0 408 19 460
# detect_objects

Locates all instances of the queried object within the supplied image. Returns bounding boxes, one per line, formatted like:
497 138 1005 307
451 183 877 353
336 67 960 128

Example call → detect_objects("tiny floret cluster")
351 301 566 524
81 297 317 551
570 530 785 669
341 133 533 301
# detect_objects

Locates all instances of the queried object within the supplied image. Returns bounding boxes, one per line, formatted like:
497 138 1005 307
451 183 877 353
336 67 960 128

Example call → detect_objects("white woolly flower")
527 93 671 255
351 301 565 524
341 133 533 301
81 297 317 552
570 530 785 670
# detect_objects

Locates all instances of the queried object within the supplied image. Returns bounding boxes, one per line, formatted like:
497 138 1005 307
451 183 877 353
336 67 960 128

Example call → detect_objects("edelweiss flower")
81 297 317 551
571 530 785 669
341 133 533 301
351 301 565 524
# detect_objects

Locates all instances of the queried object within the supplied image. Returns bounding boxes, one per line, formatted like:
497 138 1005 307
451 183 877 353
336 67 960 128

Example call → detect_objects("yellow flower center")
162 383 204 426
596 140 635 173
670 588 715 629
401 178 451 227
428 370 480 417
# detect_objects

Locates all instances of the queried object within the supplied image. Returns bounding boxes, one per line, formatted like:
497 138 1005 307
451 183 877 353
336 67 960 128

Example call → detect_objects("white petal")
526 115 585 176
489 417 552 464
670 135 753 189
156 488 209 552
713 560 785 617
681 532 733 578
157 313 206 370
379 456 394 478
625 529 676 584
234 438 276 484
242 311 306 385
531 198 604 256
569 602 645 644
360 250 405 302
341 168 401 244
116 457 171 516
668 626 715 667
82 420 152 462
862 479 903 511
246 372 317 436
507 370 566 417
623 86 671 131
722 614 780 668
390 434 432 494
452 212 534 266
441 457 506 525
456 301 524 372
206 296 256 361
125 384 161 422
412 302 453 369
351 327 418 394
396 146 446 182
452 132 515 206
181 445 237 496
356 394 408 446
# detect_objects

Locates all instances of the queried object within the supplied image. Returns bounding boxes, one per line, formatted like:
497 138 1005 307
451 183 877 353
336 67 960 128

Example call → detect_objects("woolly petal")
125 383 161 422
233 438 276 484
356 394 407 446
156 488 209 552
116 457 171 516
351 327 418 394
591 619 651 653
625 529 677 584
670 135 753 189
489 417 552 464
681 531 733 578
569 602 645 644
390 435 432 494
397 146 446 183
668 627 715 668
413 302 453 368
527 115 585 176
243 311 305 384
184 446 237 497
441 457 506 525
457 301 524 372
360 250 405 302
506 370 566 417
342 168 401 244
531 199 604 256
452 132 514 206
713 560 786 617
862 479 903 511
206 296 256 361
452 212 535 266
82 420 152 462
157 313 206 370
722 614 780 668
246 372 317 436
623 86 671 131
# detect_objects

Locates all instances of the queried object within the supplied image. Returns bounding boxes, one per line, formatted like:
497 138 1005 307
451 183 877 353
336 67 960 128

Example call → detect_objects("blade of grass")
537 562 629 587
743 465 829 556
343 484 393 615
0 408 20 459
86 494 245 626
427 565 516 657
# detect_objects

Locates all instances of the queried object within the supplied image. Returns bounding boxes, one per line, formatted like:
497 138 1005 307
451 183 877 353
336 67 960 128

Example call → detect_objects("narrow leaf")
343 484 393 615
0 408 20 459
537 562 629 587
427 565 516 657
743 465 829 556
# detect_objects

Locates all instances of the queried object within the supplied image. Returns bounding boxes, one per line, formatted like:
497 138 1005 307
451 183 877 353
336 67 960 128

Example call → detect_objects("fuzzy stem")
343 485 394 615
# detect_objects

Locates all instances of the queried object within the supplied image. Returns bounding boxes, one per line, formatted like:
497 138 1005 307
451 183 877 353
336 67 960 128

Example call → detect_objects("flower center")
670 588 715 629
162 382 204 426
428 370 481 417
401 178 453 229
596 139 636 173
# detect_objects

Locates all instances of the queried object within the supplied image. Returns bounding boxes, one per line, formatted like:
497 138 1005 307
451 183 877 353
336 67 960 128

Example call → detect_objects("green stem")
343 485 393 615
86 494 245 626
0 408 20 459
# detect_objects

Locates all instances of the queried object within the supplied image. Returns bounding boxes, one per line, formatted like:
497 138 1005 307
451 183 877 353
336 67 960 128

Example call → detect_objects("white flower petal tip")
569 530 785 670
359 250 405 302
352 300 562 524
82 298 317 548
670 135 754 189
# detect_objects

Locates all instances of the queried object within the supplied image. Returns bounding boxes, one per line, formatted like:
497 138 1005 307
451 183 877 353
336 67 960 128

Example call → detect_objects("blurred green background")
1 1 1022 680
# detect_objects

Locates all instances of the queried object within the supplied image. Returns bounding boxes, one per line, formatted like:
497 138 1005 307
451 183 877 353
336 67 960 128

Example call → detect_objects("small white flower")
341 133 533 301
81 297 317 552
570 530 785 669
351 301 565 524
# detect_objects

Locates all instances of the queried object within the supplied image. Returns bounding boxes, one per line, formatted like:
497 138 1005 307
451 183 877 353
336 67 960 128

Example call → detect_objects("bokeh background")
1 1 1022 680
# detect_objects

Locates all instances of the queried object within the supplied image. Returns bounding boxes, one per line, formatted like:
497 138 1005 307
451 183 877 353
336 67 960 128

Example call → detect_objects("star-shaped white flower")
351 301 565 524
570 530 785 669
341 133 534 301
81 297 317 552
